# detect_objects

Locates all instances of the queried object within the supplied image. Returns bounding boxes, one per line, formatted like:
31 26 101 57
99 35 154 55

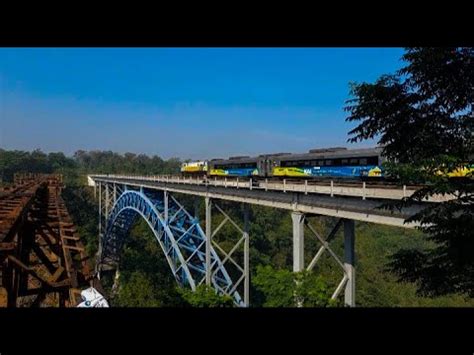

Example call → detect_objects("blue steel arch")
99 186 243 306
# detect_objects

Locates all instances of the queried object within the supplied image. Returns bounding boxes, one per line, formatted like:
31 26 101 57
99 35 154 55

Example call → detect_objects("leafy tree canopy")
253 265 334 307
177 285 235 307
345 47 474 296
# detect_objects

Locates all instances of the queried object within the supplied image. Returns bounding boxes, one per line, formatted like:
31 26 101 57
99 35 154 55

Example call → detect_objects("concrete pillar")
97 181 103 277
105 184 110 221
291 212 305 272
98 182 102 237
194 198 200 221
164 190 169 225
243 204 250 307
205 197 212 286
344 219 355 307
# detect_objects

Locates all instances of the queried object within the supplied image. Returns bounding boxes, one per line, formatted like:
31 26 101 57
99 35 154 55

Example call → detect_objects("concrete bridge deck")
87 174 442 228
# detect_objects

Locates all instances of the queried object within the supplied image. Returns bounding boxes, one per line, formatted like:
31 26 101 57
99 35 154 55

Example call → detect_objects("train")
181 147 386 180
180 146 474 181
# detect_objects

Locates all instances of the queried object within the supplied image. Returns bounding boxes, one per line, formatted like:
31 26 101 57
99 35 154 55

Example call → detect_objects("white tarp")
87 176 96 187
77 287 109 308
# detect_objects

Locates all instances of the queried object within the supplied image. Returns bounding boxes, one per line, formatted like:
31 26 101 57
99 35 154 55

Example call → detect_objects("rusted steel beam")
0 242 15 251
0 174 100 307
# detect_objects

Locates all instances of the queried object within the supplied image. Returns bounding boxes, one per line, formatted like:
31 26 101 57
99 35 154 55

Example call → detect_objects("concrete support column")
291 212 305 272
194 198 200 221
97 181 103 277
164 190 169 225
243 204 250 307
344 219 355 307
205 197 212 286
111 267 120 296
105 184 110 223
98 182 102 237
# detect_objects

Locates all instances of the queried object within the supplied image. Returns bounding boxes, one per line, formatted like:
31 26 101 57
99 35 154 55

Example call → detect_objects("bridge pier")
164 190 169 224
98 181 102 236
344 219 355 307
105 182 110 227
97 181 103 277
291 212 305 272
292 212 357 307
193 198 200 222
205 197 212 286
243 204 250 306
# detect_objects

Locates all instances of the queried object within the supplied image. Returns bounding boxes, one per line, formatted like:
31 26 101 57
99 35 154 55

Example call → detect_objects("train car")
437 163 474 178
180 160 208 177
199 147 471 182
208 156 260 177
266 147 385 179
449 164 474 178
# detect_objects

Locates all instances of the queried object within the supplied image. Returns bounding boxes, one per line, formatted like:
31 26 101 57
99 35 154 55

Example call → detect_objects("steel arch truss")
97 184 243 306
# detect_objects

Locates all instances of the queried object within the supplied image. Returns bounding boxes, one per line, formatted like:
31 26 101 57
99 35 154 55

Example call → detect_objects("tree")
252 265 333 307
177 285 235 307
113 272 163 307
345 47 474 297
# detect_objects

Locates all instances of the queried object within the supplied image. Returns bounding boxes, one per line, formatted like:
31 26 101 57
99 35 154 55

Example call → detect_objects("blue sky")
0 48 405 159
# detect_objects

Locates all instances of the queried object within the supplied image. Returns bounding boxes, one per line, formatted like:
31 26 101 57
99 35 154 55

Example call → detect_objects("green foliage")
111 218 186 307
62 185 99 257
0 149 181 183
253 265 333 307
72 150 181 175
345 47 474 297
252 265 295 307
113 272 163 307
177 285 235 307
354 222 474 307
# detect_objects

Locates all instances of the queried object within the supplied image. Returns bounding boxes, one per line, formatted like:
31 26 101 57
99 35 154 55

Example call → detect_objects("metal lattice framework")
305 218 355 306
0 174 97 307
97 184 244 306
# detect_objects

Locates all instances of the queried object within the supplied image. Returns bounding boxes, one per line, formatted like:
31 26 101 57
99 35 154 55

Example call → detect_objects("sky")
0 48 405 160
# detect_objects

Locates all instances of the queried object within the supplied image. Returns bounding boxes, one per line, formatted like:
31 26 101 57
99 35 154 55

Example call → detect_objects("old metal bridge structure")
89 174 449 307
0 174 98 307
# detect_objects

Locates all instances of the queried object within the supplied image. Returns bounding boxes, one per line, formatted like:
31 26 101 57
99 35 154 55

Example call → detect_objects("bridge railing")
88 174 454 203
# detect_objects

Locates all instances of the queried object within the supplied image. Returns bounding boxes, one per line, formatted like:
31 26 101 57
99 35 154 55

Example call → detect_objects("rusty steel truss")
0 173 98 307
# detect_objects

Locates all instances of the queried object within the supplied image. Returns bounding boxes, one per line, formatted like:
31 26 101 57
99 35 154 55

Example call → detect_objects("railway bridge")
89 174 451 307
0 174 98 307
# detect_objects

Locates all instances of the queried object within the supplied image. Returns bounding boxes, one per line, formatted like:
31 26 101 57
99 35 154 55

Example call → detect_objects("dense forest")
1 148 472 307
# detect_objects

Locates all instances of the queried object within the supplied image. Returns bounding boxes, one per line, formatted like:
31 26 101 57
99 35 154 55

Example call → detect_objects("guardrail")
88 174 454 203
